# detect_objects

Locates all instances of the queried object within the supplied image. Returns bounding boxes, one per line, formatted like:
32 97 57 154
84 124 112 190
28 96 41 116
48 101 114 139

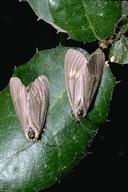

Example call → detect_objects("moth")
9 75 49 141
64 49 105 121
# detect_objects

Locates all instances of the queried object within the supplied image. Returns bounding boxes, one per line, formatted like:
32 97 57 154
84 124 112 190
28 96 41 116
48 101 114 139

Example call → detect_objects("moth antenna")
40 132 63 148
62 105 95 137
79 120 96 137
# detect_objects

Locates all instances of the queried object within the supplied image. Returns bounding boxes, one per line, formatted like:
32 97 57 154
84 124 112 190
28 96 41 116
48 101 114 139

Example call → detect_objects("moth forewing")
9 77 29 133
64 49 105 121
9 75 49 141
28 75 49 140
85 52 105 109
64 49 88 121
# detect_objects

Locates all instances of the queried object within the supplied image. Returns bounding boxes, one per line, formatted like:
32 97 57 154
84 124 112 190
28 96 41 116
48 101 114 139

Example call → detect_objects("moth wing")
85 52 105 108
28 75 49 135
64 49 88 114
9 77 28 131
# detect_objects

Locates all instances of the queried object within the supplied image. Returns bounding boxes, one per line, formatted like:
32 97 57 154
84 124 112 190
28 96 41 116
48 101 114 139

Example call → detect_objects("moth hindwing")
9 75 49 141
64 49 105 121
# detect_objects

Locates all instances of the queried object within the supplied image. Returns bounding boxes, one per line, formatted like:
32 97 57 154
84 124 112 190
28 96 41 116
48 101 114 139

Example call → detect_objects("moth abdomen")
76 106 88 122
27 127 35 140
76 108 84 122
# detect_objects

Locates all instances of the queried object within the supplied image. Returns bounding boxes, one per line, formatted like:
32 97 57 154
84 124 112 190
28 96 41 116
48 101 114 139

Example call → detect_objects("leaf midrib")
82 0 99 39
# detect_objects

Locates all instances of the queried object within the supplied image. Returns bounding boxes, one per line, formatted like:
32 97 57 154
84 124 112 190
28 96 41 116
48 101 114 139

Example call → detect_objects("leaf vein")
82 0 99 39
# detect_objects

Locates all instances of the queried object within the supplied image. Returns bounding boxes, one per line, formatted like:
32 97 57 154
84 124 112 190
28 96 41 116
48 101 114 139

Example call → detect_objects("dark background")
0 1 128 191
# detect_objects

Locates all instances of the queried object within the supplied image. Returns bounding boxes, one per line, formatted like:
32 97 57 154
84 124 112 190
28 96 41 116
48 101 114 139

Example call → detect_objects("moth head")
75 106 87 122
26 127 40 141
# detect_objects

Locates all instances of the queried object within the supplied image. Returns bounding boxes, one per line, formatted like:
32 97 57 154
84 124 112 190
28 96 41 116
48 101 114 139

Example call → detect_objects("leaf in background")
26 0 122 42
0 46 116 191
122 1 128 16
109 36 128 64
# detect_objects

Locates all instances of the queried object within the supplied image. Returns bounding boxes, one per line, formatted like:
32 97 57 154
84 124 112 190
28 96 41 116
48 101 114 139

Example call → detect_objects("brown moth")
64 49 105 121
9 75 49 141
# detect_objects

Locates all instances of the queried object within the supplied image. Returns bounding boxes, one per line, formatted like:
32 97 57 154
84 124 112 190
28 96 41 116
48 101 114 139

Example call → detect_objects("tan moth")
9 75 49 141
64 49 105 121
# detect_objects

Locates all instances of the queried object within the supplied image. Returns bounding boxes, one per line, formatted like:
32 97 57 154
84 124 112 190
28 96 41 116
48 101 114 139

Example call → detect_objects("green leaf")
0 46 116 191
27 0 122 42
109 36 128 64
